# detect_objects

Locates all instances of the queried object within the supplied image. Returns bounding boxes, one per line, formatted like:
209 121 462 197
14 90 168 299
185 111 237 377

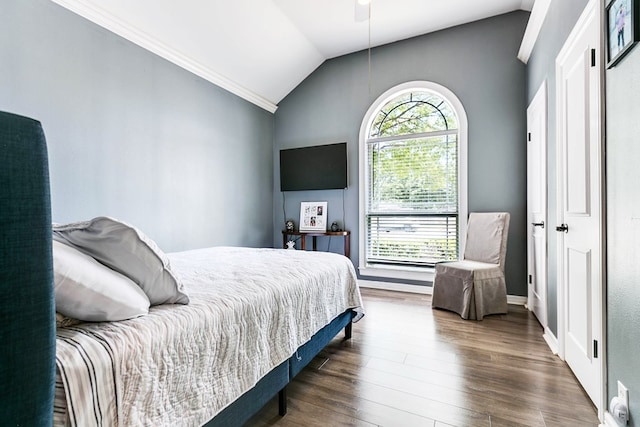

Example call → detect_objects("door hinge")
591 49 596 67
594 340 598 358
528 274 532 284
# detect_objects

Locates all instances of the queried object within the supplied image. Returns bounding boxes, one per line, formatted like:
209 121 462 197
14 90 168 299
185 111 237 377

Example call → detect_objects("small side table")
282 230 350 258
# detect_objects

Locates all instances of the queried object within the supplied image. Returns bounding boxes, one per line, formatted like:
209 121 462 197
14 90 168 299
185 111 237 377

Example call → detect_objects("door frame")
554 0 606 417
526 80 548 331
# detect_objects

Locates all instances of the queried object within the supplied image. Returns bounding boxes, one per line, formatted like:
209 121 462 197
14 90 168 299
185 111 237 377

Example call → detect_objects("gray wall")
274 11 530 296
525 0 590 336
0 0 274 252
606 23 640 427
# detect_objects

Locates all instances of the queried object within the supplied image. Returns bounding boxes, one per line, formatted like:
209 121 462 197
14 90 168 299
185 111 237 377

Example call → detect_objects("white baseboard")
358 280 432 294
507 295 527 305
358 279 528 305
603 411 620 427
543 327 559 355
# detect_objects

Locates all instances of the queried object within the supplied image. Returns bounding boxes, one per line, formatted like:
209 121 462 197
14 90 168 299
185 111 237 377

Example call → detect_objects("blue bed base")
0 110 354 426
206 310 354 427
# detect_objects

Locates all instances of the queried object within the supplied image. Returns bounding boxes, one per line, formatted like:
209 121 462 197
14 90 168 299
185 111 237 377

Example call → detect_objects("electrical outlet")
618 381 629 414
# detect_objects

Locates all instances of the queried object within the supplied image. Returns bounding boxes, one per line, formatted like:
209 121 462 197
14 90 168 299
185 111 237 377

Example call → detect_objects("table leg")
344 235 350 258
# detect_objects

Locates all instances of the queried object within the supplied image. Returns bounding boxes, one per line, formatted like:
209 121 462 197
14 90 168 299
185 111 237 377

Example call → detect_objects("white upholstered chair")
431 212 510 320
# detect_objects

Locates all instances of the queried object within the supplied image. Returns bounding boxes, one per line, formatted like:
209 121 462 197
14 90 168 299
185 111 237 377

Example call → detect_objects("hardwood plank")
245 288 599 426
289 370 490 427
488 414 544 427
247 396 379 427
540 410 601 427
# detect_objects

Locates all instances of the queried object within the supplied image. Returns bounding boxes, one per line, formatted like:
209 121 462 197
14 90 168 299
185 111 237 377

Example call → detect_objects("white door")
555 0 603 411
527 81 547 328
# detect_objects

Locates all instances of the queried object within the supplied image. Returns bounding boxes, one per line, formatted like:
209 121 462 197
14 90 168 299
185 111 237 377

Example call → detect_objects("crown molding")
518 0 552 64
50 0 278 113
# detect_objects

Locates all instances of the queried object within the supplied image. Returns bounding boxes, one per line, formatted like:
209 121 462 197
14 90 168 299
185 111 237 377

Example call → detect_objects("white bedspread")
55 247 363 427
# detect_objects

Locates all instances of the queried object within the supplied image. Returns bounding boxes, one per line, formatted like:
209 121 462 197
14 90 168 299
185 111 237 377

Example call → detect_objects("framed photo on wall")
299 202 327 232
607 0 640 68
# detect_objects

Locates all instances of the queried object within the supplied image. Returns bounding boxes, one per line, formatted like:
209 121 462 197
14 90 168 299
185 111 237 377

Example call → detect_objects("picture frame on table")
299 202 328 232
607 0 640 68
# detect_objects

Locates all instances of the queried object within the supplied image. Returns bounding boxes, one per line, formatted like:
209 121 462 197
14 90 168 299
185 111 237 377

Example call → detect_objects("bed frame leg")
278 387 287 416
344 321 352 340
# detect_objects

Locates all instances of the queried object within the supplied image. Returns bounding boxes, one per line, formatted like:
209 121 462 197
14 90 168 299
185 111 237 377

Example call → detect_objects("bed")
0 111 363 426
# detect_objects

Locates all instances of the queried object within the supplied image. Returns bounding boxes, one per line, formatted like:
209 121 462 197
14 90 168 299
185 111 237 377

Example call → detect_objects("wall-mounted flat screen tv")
280 142 347 191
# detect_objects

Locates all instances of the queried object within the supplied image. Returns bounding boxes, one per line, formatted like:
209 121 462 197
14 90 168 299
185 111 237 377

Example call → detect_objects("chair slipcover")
431 212 510 320
0 111 55 424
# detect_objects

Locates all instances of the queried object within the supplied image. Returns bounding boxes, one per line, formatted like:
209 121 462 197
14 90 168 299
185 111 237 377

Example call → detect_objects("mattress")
53 247 363 427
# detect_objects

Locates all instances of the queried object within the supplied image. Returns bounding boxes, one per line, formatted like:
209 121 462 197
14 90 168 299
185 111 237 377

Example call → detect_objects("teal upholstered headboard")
0 111 55 425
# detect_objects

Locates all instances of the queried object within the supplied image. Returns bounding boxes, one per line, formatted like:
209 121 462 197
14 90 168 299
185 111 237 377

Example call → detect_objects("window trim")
358 81 468 282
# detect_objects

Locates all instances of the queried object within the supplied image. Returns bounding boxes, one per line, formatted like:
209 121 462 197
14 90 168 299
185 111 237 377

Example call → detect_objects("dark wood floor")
246 288 599 427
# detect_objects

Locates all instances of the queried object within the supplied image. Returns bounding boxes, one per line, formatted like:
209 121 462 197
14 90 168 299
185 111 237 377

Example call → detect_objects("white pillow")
52 216 189 306
53 240 150 322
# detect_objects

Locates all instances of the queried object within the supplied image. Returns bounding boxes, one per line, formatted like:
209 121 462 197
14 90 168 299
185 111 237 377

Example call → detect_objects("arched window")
358 81 467 282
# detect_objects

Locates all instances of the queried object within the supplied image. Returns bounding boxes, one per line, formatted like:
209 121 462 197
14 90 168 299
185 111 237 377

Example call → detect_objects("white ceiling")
52 0 535 112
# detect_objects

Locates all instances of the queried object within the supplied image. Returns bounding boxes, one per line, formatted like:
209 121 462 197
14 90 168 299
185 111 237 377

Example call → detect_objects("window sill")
359 265 435 283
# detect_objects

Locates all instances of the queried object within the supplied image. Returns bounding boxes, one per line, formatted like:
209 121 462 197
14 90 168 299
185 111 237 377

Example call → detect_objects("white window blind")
364 91 460 268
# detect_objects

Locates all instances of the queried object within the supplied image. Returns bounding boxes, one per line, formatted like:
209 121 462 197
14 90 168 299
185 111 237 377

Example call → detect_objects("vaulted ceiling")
51 0 536 112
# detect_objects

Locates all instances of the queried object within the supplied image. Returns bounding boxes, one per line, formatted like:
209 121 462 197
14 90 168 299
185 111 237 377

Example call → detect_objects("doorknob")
555 224 569 233
532 221 545 228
